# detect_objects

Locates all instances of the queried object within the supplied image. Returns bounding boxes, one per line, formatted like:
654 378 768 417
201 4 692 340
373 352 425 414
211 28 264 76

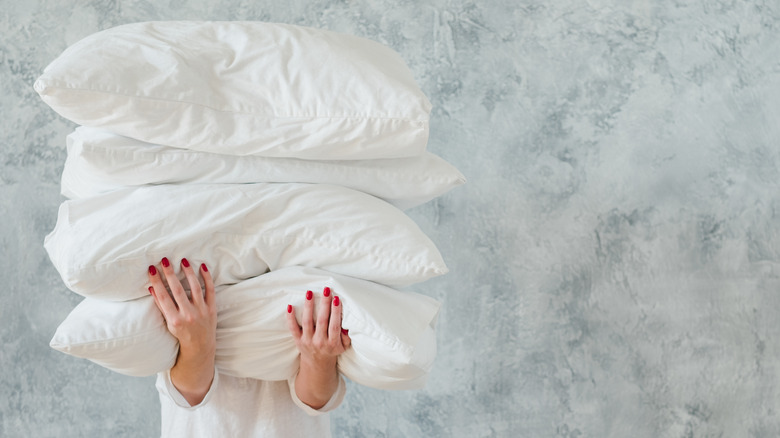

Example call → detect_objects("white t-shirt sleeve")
156 368 219 409
287 372 347 416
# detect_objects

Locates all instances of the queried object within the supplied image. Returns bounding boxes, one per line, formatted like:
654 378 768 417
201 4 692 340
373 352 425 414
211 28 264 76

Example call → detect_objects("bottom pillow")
50 266 440 390
49 295 178 376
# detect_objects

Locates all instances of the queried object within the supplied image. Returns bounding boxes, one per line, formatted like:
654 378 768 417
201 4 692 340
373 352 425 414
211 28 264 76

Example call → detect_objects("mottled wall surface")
3 1 780 437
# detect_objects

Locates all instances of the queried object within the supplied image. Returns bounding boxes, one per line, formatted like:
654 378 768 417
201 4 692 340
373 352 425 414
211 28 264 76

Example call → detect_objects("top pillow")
34 21 431 160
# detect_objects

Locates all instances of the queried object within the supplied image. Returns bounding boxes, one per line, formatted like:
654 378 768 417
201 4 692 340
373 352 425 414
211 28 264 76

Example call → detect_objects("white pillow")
50 267 440 390
49 296 178 376
216 266 439 390
44 183 447 301
34 21 431 160
61 127 465 210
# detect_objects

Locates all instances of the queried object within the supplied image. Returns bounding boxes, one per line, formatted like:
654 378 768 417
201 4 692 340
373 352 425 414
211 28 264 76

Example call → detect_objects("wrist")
299 354 338 373
170 344 216 406
178 339 216 361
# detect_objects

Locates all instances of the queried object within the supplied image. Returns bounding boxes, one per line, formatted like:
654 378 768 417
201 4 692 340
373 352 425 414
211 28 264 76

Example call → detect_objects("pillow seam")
54 325 169 348
40 82 429 122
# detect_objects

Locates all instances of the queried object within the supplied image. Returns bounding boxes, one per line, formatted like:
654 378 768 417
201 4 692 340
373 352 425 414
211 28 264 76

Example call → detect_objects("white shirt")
156 370 346 438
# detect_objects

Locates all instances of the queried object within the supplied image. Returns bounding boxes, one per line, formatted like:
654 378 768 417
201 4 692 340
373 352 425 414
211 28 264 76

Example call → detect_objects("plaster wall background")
2 1 780 436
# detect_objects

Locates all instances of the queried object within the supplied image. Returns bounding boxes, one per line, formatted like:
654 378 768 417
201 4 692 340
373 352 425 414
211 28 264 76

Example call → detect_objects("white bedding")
34 21 431 159
61 126 465 210
40 21 459 391
45 183 447 302
51 266 440 390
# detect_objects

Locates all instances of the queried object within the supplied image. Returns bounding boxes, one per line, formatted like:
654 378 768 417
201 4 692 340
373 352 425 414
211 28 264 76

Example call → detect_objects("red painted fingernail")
148 286 154 295
181 258 190 268
161 257 170 267
287 304 293 314
341 328 349 335
334 296 340 306
306 290 313 300
323 287 331 297
201 263 208 272
148 265 157 276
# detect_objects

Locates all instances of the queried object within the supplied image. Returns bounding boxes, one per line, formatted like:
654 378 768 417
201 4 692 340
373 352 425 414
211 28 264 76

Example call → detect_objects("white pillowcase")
50 267 440 390
44 183 447 301
49 296 178 376
34 21 431 160
61 127 465 210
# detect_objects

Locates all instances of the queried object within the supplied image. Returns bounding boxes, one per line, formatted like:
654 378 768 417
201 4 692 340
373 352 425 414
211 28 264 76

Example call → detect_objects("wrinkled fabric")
61 126 464 210
51 266 440 390
44 183 448 301
35 21 431 160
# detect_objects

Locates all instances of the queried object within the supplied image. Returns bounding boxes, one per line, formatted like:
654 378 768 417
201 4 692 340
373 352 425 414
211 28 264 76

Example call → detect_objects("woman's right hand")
148 257 217 406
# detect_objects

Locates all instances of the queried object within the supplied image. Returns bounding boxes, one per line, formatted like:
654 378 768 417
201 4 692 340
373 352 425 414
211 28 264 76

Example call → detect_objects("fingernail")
287 304 293 314
334 296 340 306
341 328 349 335
181 258 190 268
148 286 154 295
323 287 331 297
201 263 208 272
306 290 313 300
161 257 170 268
148 265 157 276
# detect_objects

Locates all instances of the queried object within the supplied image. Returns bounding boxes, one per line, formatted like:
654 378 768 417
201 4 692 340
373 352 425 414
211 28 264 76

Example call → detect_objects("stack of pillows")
36 21 464 390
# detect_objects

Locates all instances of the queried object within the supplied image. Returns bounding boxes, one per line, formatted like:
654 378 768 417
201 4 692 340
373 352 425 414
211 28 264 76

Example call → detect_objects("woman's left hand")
286 287 351 409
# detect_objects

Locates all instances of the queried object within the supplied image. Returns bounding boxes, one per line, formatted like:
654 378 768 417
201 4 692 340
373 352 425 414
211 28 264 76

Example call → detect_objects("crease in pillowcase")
256 233 448 283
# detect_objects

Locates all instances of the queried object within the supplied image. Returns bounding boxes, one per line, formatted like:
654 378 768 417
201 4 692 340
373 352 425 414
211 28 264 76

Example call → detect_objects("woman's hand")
148 257 216 406
287 287 351 409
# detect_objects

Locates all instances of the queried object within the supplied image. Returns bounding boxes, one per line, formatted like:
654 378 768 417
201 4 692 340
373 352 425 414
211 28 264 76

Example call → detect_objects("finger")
341 330 352 350
148 264 177 317
316 287 333 339
181 258 204 307
302 290 315 338
327 293 342 342
286 304 302 341
161 257 191 311
200 263 216 311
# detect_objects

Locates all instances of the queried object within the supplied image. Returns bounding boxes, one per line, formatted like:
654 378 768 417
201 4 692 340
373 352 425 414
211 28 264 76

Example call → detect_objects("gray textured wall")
3 1 780 437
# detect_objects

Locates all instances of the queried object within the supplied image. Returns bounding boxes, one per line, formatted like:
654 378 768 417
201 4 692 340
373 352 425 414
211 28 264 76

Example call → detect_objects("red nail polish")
306 290 313 300
148 286 154 295
201 263 208 272
161 257 170 268
341 328 349 335
334 296 340 307
323 287 331 297
287 304 293 314
181 258 190 268
148 265 157 276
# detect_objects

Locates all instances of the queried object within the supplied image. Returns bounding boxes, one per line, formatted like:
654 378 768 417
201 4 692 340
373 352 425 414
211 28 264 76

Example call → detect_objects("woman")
147 257 351 437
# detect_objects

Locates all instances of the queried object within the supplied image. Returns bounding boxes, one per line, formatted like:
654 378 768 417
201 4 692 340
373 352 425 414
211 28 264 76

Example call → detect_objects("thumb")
340 329 351 349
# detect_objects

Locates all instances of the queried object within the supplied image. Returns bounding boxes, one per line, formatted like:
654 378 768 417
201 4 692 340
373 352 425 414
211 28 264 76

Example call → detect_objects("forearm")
295 355 340 410
170 342 216 406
